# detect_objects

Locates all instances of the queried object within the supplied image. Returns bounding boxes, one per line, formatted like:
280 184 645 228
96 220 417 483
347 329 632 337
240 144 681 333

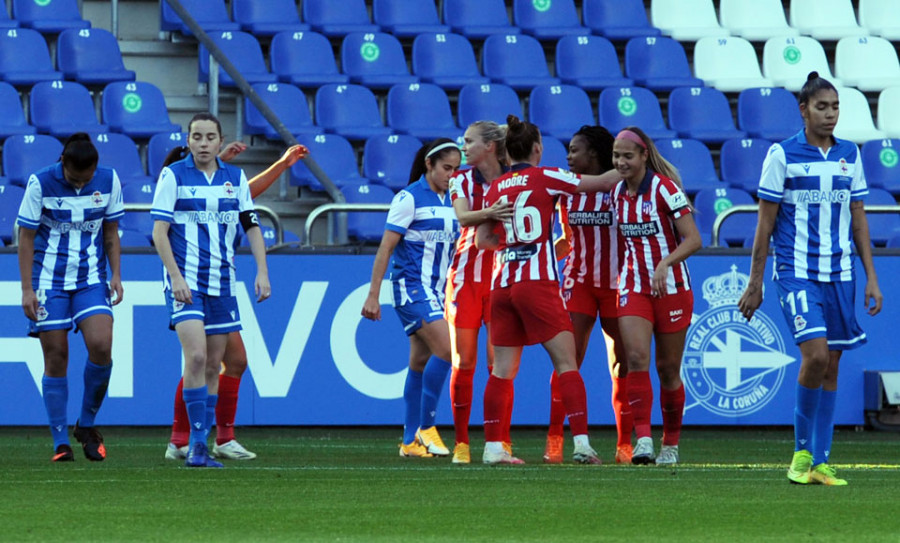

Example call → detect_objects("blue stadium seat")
513 0 589 40
240 225 301 247
199 31 277 88
121 181 155 204
118 228 153 248
861 139 900 194
0 184 25 245
0 6 18 29
57 28 135 86
0 81 36 140
539 135 569 169
302 0 378 38
102 81 181 139
737 88 804 142
341 183 395 242
693 187 756 247
866 187 900 246
442 0 520 40
412 33 488 91
555 35 633 91
363 134 422 192
341 32 418 90
387 83 459 141
270 31 349 89
314 84 392 141
147 132 188 179
597 87 675 139
0 28 62 86
290 134 367 191
667 87 746 144
624 36 704 91
119 211 154 239
482 34 560 91
160 0 239 36
582 0 661 41
457 83 523 128
244 82 320 141
3 134 63 188
30 81 106 138
720 138 773 192
13 0 89 33
656 139 722 196
372 0 448 38
528 84 595 142
93 133 152 186
231 0 308 37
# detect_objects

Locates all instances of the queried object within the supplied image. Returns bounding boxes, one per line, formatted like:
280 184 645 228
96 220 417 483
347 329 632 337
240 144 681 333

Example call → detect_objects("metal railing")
303 204 391 247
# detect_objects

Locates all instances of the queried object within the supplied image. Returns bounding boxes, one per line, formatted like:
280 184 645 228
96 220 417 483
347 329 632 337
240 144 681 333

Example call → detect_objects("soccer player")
164 144 307 461
545 125 633 464
446 121 513 463
612 126 702 466
738 72 882 486
362 139 461 458
17 132 124 462
475 115 618 465
152 113 271 468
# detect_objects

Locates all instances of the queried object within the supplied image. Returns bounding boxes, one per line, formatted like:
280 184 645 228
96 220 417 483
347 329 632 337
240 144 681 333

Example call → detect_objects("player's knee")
223 356 247 374
85 340 112 365
625 348 649 372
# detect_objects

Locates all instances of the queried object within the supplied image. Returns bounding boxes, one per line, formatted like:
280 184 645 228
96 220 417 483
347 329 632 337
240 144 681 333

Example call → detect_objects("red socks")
216 374 241 445
483 375 513 442
558 371 588 436
612 376 634 447
660 384 685 446
170 378 189 447
628 371 653 439
451 367 475 445
548 371 565 437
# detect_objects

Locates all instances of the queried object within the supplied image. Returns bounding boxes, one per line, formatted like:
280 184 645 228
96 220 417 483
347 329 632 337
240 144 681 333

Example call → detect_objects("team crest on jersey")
35 306 48 321
91 191 103 206
682 265 796 417
172 300 184 312
838 158 849 175
793 314 807 331
619 292 628 307
223 182 235 198
641 201 654 215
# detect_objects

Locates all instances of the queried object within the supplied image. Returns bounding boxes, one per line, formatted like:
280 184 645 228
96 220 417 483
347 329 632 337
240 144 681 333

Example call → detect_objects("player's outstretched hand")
219 141 248 162
280 144 309 167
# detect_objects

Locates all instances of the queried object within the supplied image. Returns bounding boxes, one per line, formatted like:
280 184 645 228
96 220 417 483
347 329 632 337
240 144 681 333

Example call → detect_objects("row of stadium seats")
0 0 88 34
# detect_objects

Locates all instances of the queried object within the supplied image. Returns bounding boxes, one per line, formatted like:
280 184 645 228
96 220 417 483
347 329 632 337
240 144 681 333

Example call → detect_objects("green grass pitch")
3 426 899 542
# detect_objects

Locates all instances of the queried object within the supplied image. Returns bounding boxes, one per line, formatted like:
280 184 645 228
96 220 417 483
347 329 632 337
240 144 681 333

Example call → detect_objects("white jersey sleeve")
151 166 178 222
237 170 254 212
105 170 125 221
16 174 43 228
850 146 868 200
385 189 416 234
757 143 787 203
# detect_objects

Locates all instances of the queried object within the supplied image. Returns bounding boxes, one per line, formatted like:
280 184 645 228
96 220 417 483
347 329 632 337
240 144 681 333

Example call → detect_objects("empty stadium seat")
582 0 661 41
93 133 151 186
0 28 62 86
119 211 154 239
244 82 320 141
121 181 155 205
693 36 774 93
528 85 595 142
720 138 774 192
790 0 866 41
555 35 633 91
693 187 756 246
13 0 89 33
442 0 520 40
57 28 135 86
655 138 722 195
160 0 239 36
865 187 900 246
763 37 842 92
718 0 800 41
372 0 448 38
877 87 900 139
315 83 392 141
341 32 418 90
624 36 704 91
198 31 277 88
512 0 589 41
539 135 569 169
411 33 488 91
651 0 729 41
302 0 378 38
386 83 459 141
231 0 308 37
598 86 675 139
859 0 900 40
240 225 301 248
147 132 188 179
363 134 422 192
0 185 25 245
341 183 395 242
0 7 18 29
289 134 366 191
668 87 745 144
118 228 153 248
3 134 63 188
861 139 900 193
0 81 36 140
270 31 349 89
834 36 900 93
737 88 803 142
102 81 181 139
833 86 886 144
482 34 560 91
30 81 106 138
457 83 524 128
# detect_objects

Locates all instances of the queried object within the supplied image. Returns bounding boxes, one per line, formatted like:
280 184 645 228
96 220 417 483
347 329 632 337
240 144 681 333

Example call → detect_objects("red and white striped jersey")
484 164 581 289
561 191 619 290
613 170 692 295
448 168 493 291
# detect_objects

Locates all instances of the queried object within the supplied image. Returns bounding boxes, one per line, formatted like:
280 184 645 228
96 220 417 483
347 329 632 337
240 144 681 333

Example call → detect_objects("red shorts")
491 280 573 347
618 290 694 333
562 281 618 320
446 279 491 329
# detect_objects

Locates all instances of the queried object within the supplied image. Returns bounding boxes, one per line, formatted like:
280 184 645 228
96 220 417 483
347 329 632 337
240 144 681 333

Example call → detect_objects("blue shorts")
394 298 445 336
28 283 112 337
166 289 242 335
775 277 866 350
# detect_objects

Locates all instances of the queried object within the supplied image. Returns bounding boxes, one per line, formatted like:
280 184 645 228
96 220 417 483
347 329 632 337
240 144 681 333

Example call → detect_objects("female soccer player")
611 126 702 466
739 72 882 486
152 112 271 468
164 144 307 461
544 125 633 464
362 138 461 458
446 121 513 463
17 133 124 462
475 115 619 465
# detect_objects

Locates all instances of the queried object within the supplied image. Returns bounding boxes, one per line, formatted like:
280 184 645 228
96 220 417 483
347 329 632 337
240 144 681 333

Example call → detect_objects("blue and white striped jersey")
385 176 459 307
151 155 253 296
758 130 867 282
16 163 124 291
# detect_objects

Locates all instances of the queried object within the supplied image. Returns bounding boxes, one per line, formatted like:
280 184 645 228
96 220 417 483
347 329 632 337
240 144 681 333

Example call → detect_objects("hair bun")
807 71 820 81
506 114 521 127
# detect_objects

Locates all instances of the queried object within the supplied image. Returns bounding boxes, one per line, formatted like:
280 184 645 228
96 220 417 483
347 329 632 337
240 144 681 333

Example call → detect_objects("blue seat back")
693 187 756 245
668 86 740 135
861 139 900 192
0 28 55 74
598 86 670 136
147 132 188 179
412 33 482 81
539 135 569 169
303 0 376 34
513 0 582 33
0 185 26 244
386 83 457 134
290 134 361 189
3 134 63 187
315 84 386 134
555 35 625 81
482 34 553 80
528 84 595 141
737 87 804 141
102 81 180 138
341 183 396 241
121 181 155 204
198 31 272 85
232 0 302 31
655 138 721 193
0 81 33 134
13 0 87 28
341 32 412 80
363 134 422 191
373 0 444 29
30 81 102 134
442 0 516 37
160 0 238 33
57 28 131 81
93 133 146 182
582 0 660 38
244 82 314 137
270 31 342 79
625 36 695 82
866 187 900 244
457 83 523 127
720 138 773 191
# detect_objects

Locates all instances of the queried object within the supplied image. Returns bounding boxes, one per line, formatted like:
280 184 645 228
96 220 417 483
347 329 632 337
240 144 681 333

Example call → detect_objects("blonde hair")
469 120 508 165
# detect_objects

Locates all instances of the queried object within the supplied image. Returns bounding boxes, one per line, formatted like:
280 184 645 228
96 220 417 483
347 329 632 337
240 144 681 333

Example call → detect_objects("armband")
239 210 260 232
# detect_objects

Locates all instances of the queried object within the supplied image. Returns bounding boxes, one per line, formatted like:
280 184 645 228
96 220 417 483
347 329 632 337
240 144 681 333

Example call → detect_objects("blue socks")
420 356 451 430
812 389 837 466
403 369 423 445
42 376 69 448
183 385 208 447
205 394 218 441
794 382 821 452
80 360 111 427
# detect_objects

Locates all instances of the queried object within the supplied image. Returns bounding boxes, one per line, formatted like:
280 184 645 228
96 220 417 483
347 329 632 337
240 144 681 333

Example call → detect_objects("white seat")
790 0 867 41
719 0 799 41
763 36 842 92
859 0 900 40
835 36 900 92
650 0 729 41
833 86 885 144
876 87 900 138
693 36 774 92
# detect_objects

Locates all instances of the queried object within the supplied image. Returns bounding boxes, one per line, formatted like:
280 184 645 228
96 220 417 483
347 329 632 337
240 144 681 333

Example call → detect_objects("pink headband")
615 130 647 149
